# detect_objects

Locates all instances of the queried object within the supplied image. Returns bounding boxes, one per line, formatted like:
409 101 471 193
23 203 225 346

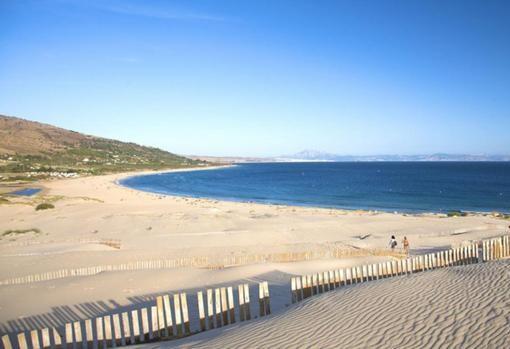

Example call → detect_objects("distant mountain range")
190 149 510 163
277 150 510 162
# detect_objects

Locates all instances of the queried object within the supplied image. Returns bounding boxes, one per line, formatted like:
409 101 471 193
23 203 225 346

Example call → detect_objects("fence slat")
104 316 113 348
263 281 271 315
323 271 330 291
31 330 41 349
328 270 335 289
17 333 28 349
238 285 246 321
162 295 173 337
296 276 303 301
220 288 229 325
258 283 265 317
155 297 165 338
244 284 251 320
149 307 158 341
317 273 324 293
112 314 122 346
173 295 183 336
301 276 308 298
121 313 131 346
95 317 104 349
84 320 93 349
41 329 50 349
64 323 73 349
180 293 190 335
131 309 140 344
52 328 62 349
227 287 235 324
206 289 215 329
291 277 297 304
334 269 340 287
197 291 206 331
1 335 12 349
214 288 222 328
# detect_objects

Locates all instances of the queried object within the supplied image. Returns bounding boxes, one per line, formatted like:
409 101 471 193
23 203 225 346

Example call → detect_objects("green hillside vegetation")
0 115 208 181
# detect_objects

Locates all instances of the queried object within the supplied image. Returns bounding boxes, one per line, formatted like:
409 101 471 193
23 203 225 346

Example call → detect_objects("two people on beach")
389 235 410 255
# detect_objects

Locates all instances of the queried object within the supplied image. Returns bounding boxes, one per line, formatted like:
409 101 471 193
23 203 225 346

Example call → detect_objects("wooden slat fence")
291 235 509 304
0 282 270 349
482 235 509 261
0 247 405 286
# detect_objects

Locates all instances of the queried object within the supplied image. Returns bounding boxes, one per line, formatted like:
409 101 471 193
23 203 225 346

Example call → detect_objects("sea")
120 162 510 214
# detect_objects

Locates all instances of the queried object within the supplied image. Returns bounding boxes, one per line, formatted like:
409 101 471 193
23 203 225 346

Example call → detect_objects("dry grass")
2 228 41 237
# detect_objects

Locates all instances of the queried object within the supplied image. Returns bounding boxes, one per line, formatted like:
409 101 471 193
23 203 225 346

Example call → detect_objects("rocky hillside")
0 115 206 180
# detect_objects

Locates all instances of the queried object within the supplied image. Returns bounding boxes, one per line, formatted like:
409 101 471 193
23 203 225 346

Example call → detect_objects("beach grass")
2 228 41 236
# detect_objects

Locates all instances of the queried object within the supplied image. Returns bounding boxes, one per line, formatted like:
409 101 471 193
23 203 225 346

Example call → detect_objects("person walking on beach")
389 235 397 250
402 236 410 256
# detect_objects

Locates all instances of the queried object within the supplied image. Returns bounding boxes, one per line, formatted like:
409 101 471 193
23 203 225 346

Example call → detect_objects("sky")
1 0 509 157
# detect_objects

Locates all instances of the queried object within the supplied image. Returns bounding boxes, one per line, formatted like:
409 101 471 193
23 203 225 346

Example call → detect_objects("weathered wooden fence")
0 247 405 286
482 235 509 261
0 282 271 349
2 235 507 349
291 235 509 304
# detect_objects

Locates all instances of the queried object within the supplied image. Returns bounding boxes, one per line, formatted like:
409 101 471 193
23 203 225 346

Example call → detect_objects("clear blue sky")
1 0 509 157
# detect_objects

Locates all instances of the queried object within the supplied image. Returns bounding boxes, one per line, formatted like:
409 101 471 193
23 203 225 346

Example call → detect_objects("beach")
163 260 510 349
0 167 508 338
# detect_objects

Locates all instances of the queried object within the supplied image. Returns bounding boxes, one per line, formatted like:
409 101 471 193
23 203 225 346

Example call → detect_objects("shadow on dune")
0 269 297 338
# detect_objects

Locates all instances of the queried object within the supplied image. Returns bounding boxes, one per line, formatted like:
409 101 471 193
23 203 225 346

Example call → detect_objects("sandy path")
164 260 510 349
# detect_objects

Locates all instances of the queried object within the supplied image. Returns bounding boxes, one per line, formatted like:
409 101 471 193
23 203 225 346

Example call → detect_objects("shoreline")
3 163 509 217
113 165 509 217
113 164 234 192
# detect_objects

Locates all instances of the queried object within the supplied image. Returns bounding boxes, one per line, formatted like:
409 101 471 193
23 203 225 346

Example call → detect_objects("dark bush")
35 203 55 211
447 210 467 217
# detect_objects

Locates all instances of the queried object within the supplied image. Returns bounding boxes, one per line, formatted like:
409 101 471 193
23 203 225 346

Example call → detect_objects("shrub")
35 203 55 211
447 210 467 217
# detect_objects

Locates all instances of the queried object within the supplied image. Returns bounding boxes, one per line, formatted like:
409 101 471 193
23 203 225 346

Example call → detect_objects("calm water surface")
9 188 42 196
120 162 510 213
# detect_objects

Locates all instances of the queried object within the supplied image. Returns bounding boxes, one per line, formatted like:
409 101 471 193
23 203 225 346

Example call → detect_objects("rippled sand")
165 260 510 349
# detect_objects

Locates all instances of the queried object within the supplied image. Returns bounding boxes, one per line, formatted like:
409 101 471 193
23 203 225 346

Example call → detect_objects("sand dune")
164 260 510 349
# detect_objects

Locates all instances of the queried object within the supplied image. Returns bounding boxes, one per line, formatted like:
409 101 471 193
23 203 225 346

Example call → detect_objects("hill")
0 115 206 181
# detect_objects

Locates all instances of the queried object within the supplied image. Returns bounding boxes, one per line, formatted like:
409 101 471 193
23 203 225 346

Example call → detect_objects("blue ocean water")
120 162 510 213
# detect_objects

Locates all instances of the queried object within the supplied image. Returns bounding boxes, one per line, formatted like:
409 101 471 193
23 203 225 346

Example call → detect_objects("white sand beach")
0 168 509 343
163 260 510 349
